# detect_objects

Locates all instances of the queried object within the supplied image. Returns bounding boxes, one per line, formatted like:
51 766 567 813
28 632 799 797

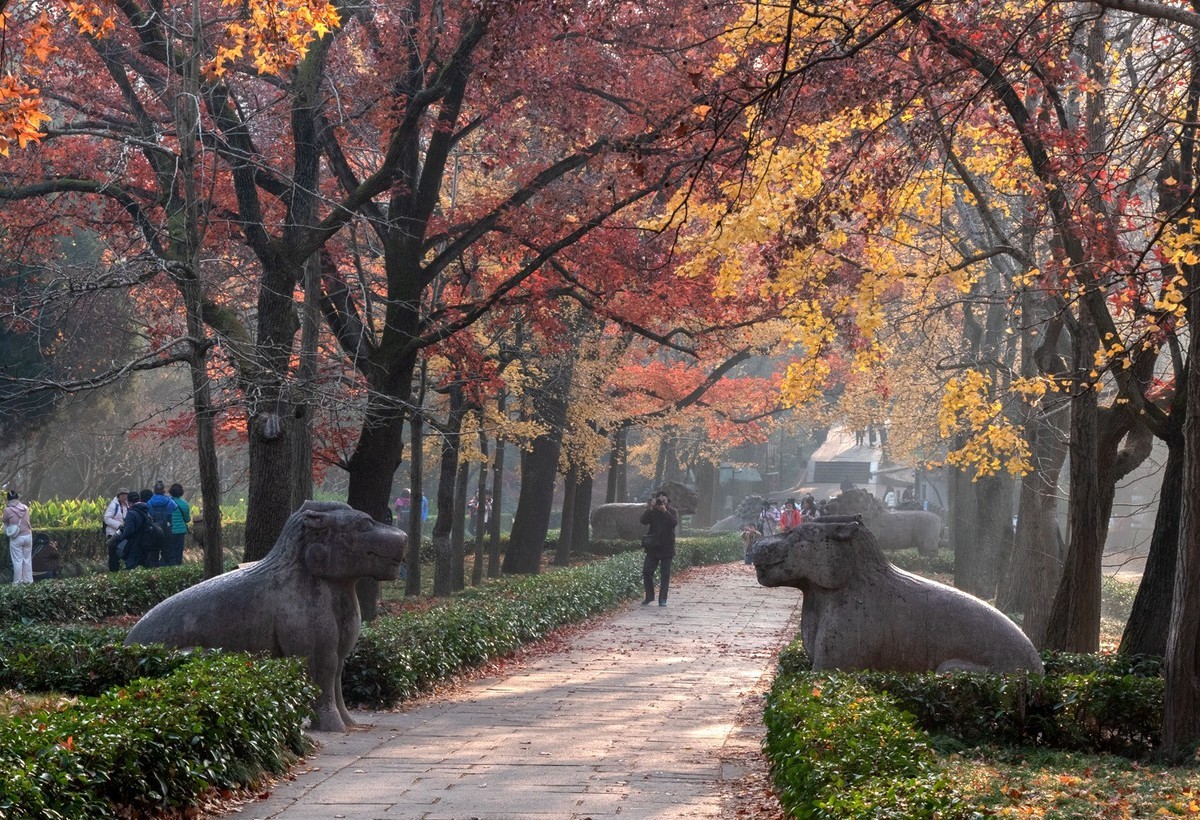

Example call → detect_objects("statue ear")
831 522 859 542
303 509 334 531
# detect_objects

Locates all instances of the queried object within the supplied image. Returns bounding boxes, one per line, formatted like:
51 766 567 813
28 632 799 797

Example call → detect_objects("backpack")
148 498 175 548
146 519 169 552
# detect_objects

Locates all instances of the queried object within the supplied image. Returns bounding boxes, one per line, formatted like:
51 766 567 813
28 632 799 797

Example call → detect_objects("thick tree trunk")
1044 311 1103 653
954 469 1008 598
949 458 978 589
346 408 406 620
1121 438 1183 656
605 432 623 503
504 356 571 574
503 429 561 574
1163 277 1200 758
245 421 295 562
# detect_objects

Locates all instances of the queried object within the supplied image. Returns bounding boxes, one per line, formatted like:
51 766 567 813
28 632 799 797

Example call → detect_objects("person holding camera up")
639 491 678 607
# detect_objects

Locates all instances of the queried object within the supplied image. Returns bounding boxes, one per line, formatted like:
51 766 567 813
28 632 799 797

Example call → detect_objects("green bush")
773 645 1163 759
0 653 315 819
763 671 961 818
0 565 208 627
0 625 196 696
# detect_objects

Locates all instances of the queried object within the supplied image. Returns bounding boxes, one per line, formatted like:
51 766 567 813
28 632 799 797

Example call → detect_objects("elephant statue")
823 488 942 556
750 516 1043 674
590 482 698 540
126 501 407 731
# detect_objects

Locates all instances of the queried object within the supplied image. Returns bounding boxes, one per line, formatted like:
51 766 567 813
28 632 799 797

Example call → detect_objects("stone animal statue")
590 483 698 540
824 488 941 556
125 501 407 731
750 516 1043 674
709 494 766 533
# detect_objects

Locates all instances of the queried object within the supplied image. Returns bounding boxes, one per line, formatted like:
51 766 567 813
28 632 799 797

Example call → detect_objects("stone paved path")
240 561 801 819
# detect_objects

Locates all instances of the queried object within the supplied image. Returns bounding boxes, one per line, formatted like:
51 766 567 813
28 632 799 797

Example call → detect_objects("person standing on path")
639 490 678 606
164 483 191 566
3 489 33 584
103 487 130 571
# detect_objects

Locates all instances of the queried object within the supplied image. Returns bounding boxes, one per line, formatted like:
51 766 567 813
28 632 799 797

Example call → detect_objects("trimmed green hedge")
0 653 315 819
0 565 208 627
763 671 961 818
766 644 1166 817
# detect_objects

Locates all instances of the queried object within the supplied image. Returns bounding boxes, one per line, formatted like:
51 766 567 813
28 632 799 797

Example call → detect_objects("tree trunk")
1121 437 1183 656
471 427 489 586
1044 310 1103 653
503 429 561 574
346 408 406 620
406 408 425 596
949 458 978 590
692 459 718 529
432 387 468 596
1163 233 1200 756
569 471 593 555
504 356 572 574
557 464 577 567
487 429 505 579
452 457 470 591
605 433 621 503
290 254 321 510
997 401 1068 646
244 418 295 562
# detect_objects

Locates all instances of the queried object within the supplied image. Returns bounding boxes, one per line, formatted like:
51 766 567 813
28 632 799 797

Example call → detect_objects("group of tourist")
104 482 192 571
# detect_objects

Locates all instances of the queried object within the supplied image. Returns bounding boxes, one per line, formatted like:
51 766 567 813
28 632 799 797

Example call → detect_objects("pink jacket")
3 501 32 537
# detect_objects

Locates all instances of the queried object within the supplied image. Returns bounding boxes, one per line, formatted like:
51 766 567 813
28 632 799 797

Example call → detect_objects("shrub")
0 565 207 627
0 625 195 696
0 653 314 818
773 645 1163 759
763 671 961 818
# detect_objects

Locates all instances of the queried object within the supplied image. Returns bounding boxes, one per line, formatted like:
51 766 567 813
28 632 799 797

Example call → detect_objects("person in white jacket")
104 488 130 572
4 490 33 584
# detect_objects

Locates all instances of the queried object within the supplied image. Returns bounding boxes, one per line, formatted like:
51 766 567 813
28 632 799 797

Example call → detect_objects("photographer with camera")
639 491 678 607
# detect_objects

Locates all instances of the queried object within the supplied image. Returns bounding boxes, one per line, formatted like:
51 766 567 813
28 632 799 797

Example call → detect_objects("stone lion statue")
750 516 1043 674
823 488 942 556
125 501 407 731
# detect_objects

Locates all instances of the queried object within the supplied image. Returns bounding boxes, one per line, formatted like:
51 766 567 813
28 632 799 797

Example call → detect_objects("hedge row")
0 653 315 819
776 644 1163 758
345 537 742 707
1 521 247 568
766 645 1167 817
763 671 961 818
0 564 208 627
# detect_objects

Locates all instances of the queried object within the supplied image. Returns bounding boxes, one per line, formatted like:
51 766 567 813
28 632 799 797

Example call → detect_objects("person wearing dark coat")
639 491 678 607
122 490 155 569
